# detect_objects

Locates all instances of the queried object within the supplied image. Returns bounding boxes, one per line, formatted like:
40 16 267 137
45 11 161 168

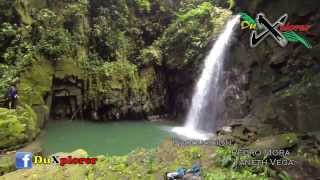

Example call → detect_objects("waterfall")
172 15 240 140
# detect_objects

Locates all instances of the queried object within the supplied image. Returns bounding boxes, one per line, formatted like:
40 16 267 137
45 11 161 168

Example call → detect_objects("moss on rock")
0 108 25 149
0 105 39 149
55 58 84 79
261 74 320 131
88 60 156 118
0 155 14 176
18 57 54 106
249 133 298 151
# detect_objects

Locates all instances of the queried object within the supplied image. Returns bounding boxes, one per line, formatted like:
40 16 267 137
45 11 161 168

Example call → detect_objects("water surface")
42 120 173 156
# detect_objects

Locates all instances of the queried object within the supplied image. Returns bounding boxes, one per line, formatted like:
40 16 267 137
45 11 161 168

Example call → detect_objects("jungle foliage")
0 0 232 152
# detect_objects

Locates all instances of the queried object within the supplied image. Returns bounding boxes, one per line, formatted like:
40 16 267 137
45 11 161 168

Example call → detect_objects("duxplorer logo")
240 12 312 48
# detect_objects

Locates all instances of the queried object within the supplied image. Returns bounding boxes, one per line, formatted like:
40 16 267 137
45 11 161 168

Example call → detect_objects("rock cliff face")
222 0 320 131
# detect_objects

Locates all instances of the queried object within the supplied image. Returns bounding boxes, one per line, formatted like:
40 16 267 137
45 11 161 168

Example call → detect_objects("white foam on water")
171 126 211 140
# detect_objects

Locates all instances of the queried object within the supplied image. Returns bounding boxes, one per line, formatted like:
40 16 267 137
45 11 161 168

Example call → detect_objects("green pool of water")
41 120 173 156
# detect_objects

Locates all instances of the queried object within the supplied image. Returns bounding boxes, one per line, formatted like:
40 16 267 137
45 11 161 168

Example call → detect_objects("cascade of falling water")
172 15 240 140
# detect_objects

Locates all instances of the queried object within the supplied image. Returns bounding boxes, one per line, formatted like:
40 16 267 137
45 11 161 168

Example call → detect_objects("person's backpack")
187 164 201 176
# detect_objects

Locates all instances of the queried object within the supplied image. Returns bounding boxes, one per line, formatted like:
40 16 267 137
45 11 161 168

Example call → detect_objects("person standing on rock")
7 85 18 109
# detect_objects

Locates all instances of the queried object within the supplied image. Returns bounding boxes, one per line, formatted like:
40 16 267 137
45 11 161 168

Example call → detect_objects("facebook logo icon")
16 152 32 169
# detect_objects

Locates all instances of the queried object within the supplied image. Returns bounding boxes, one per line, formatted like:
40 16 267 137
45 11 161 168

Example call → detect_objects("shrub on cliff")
97 60 138 95
0 64 17 96
36 28 73 60
63 0 89 44
0 105 39 150
87 59 154 119
32 9 74 60
17 104 39 141
0 108 24 149
141 2 231 69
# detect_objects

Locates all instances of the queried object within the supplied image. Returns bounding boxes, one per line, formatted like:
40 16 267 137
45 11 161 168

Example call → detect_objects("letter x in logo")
250 13 288 48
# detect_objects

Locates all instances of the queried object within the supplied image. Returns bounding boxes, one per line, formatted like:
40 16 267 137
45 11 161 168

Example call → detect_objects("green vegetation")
0 0 233 156
135 0 152 12
141 2 231 69
0 155 14 175
18 59 54 105
91 60 147 101
0 0 231 117
0 105 39 149
0 144 272 179
34 9 74 60
212 146 269 179
0 64 17 96
1 0 318 179
37 28 73 60
0 108 24 149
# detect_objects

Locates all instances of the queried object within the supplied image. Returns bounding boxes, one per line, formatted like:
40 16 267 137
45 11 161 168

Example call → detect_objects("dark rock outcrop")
222 0 320 132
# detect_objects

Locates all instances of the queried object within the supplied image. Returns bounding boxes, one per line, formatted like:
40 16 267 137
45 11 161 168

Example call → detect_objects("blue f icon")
16 152 33 169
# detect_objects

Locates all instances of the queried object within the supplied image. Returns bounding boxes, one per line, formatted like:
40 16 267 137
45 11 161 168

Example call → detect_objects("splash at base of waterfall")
171 127 213 140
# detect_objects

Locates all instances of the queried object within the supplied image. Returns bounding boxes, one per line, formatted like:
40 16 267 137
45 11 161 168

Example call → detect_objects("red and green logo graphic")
240 12 312 48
